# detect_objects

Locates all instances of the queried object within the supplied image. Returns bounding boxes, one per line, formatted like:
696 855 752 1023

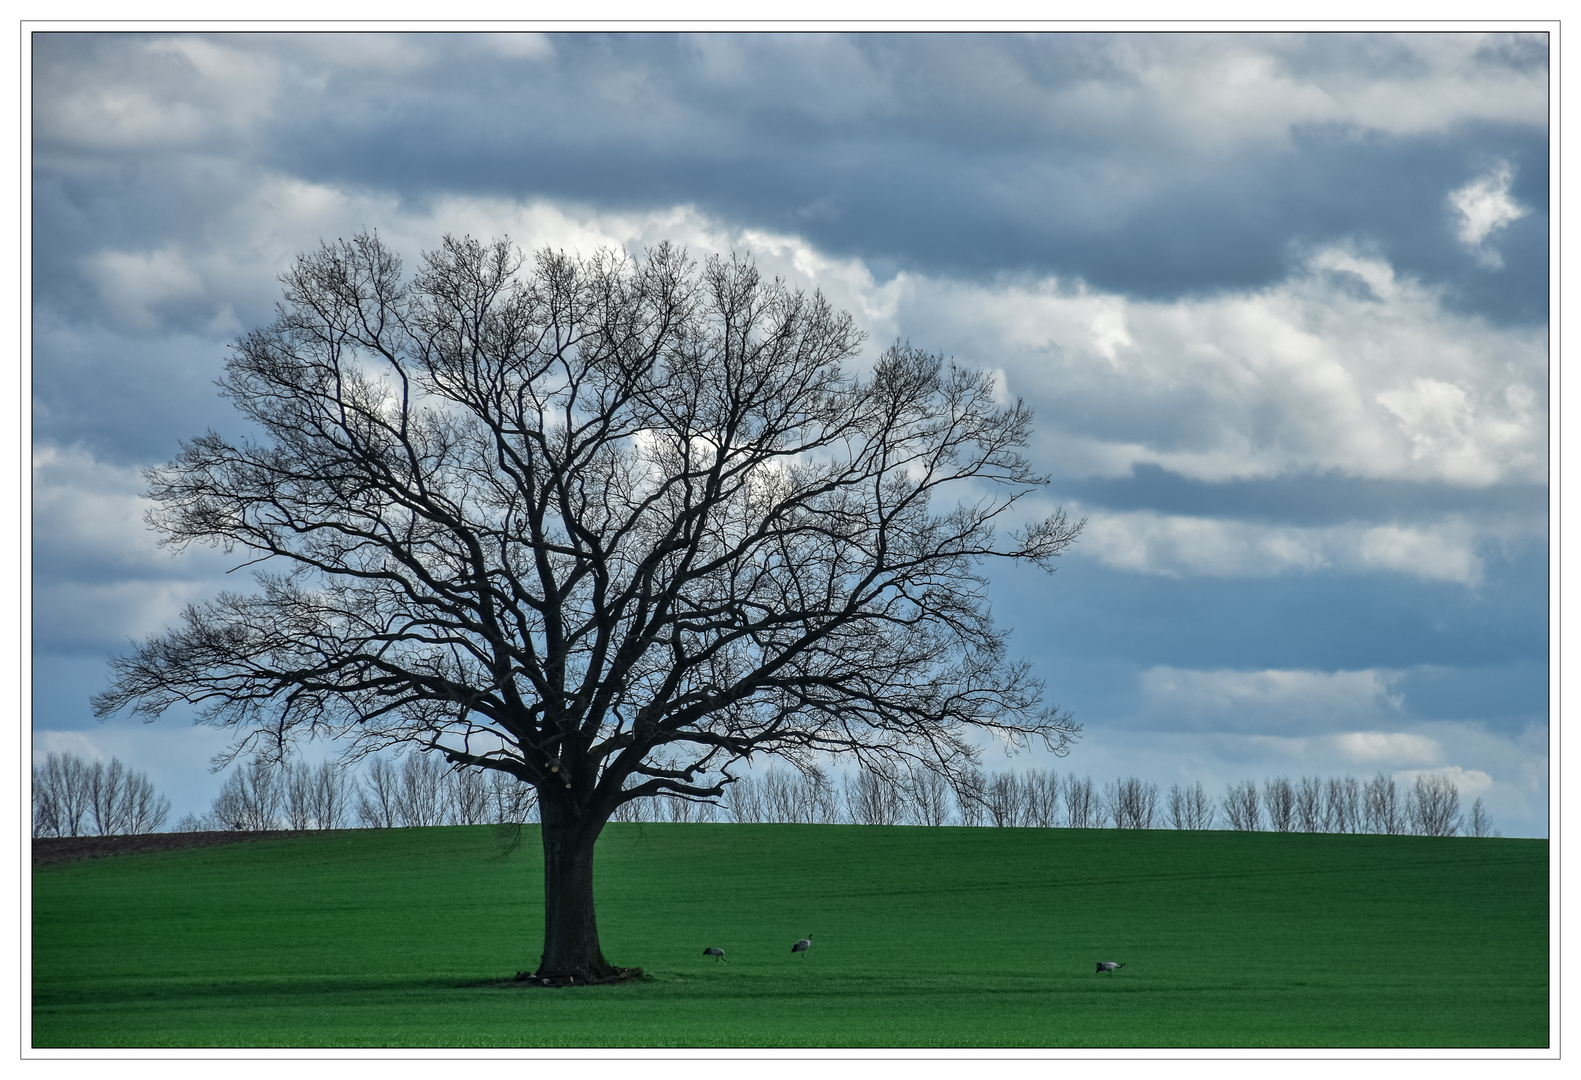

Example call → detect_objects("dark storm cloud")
300 122 1546 319
1053 465 1548 529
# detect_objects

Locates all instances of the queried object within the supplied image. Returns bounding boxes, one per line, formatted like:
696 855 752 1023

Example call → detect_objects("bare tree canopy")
94 233 1082 981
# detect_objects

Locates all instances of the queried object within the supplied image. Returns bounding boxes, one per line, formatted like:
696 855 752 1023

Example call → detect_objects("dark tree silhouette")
93 233 1082 981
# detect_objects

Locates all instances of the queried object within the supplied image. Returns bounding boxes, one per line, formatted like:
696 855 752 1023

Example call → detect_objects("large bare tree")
94 233 1082 982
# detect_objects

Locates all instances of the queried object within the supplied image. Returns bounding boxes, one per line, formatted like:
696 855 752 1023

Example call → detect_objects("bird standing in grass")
792 934 813 955
703 947 726 962
1096 961 1125 974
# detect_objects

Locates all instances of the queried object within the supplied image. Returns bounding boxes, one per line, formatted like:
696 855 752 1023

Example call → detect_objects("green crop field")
31 823 1548 1048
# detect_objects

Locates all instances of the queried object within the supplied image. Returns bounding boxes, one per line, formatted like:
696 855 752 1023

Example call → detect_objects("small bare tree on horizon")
1364 773 1407 835
1167 781 1216 830
1263 776 1296 832
1063 774 1098 829
904 766 956 826
1294 775 1326 833
1470 797 1499 838
1327 775 1362 834
1105 776 1159 829
846 763 907 826
1407 774 1463 837
1223 780 1262 831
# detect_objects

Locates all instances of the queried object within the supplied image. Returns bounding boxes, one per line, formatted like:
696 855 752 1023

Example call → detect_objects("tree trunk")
535 795 617 982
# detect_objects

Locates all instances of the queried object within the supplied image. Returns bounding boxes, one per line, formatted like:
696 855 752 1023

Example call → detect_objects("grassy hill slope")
31 823 1549 1048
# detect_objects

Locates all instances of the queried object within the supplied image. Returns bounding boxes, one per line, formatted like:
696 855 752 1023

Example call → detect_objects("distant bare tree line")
1215 773 1496 838
175 753 539 832
617 764 1495 839
712 766 1494 838
31 752 170 837
37 747 1499 841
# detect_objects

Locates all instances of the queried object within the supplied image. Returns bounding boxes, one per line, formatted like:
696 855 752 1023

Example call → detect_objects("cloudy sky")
29 31 1552 835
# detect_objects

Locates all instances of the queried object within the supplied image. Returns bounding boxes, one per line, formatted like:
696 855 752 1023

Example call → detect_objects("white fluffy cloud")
35 36 283 153
1141 666 1405 730
32 444 163 571
1332 731 1443 766
479 33 555 61
1079 509 1498 585
70 180 908 349
31 443 235 651
1449 161 1530 267
1054 34 1546 154
901 245 1547 487
80 246 209 335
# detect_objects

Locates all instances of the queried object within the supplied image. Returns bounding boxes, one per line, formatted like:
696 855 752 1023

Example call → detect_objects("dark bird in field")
1096 961 1125 974
703 947 726 962
792 935 813 955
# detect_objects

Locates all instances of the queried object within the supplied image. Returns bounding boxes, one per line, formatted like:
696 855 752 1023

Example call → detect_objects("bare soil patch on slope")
33 830 313 866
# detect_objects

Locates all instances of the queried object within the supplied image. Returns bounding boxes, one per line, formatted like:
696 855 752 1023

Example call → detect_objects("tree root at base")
499 966 645 987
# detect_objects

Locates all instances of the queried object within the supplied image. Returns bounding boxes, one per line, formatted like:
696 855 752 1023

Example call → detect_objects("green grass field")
31 823 1548 1048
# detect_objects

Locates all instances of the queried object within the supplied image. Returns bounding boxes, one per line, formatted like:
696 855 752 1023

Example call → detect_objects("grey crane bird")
792 934 813 955
703 947 726 962
1096 961 1125 974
